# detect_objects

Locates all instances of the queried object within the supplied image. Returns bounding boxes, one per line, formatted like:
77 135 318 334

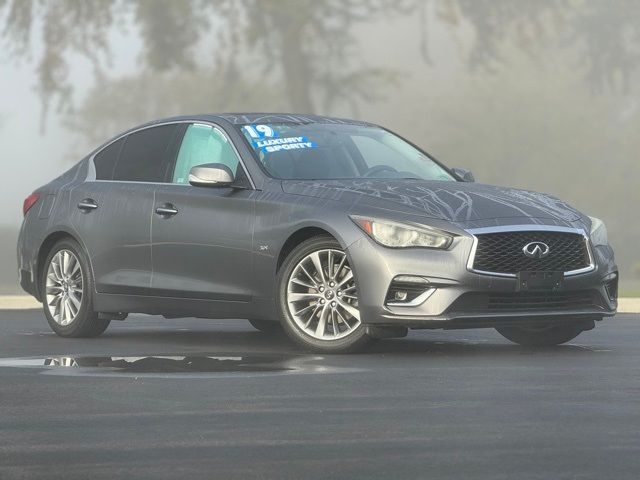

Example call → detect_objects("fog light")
603 272 618 301
386 276 435 307
394 291 408 301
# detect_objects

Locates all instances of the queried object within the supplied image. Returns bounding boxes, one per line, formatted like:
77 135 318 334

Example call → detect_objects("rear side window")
94 138 124 180
113 124 181 182
172 123 240 184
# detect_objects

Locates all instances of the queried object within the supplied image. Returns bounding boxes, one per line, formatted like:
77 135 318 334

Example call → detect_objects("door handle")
78 199 98 212
155 205 178 217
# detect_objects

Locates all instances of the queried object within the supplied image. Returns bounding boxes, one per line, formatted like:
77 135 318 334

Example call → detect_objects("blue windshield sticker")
253 136 317 153
243 124 278 139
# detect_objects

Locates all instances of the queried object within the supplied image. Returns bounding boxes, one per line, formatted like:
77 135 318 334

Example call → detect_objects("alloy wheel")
286 248 360 340
45 250 84 326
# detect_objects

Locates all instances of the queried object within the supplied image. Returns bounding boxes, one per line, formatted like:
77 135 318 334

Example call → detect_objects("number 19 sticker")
243 124 277 139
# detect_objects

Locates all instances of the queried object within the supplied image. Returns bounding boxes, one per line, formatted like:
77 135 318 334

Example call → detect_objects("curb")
0 296 41 310
0 295 638 314
619 298 640 314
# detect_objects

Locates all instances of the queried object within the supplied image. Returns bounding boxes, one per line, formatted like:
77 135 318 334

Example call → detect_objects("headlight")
589 216 608 246
351 216 454 249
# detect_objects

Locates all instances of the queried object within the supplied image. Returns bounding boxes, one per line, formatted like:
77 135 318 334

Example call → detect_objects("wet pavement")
1 310 639 479
0 353 358 378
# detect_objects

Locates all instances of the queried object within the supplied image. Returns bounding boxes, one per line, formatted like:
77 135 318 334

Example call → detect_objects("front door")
151 123 255 301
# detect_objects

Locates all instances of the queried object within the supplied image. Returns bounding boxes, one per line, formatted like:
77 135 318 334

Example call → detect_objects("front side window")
113 124 181 182
172 123 240 184
237 123 455 181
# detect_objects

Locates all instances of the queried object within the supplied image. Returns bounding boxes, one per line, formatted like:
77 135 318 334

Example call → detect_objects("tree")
438 0 640 93
0 0 410 120
64 69 282 145
3 0 640 125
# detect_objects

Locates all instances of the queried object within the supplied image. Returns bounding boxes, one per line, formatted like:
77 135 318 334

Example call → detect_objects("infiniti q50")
17 113 618 352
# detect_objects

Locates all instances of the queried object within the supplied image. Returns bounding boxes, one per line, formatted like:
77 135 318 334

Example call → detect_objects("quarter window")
172 124 240 184
113 124 181 182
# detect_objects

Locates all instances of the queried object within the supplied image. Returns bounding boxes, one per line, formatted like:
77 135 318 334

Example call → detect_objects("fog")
1 0 638 293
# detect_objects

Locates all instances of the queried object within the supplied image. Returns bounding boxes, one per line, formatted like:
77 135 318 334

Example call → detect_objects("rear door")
151 122 255 301
70 124 183 295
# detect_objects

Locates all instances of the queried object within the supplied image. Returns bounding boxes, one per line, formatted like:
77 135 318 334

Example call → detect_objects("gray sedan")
17 113 617 352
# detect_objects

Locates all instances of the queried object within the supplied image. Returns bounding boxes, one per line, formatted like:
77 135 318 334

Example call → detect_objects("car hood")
282 179 583 223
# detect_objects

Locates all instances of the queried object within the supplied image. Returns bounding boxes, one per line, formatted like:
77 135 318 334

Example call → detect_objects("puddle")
0 354 360 378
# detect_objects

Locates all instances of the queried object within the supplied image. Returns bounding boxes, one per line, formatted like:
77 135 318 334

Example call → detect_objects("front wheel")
496 323 586 347
276 235 371 353
41 239 110 338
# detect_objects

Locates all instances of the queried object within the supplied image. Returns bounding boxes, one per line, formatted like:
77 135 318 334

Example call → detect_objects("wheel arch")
276 226 342 273
35 229 86 300
276 226 336 272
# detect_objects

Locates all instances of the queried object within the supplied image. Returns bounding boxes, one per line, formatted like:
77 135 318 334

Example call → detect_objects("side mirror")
188 163 234 187
451 167 475 182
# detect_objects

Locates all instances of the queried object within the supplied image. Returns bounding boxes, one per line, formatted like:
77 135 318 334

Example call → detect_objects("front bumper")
347 232 617 330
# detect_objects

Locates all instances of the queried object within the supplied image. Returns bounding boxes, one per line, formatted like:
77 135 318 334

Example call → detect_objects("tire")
276 235 372 353
248 319 283 334
41 238 110 338
496 323 586 347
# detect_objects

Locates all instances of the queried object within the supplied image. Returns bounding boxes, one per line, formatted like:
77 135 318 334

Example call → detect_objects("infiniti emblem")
522 241 550 259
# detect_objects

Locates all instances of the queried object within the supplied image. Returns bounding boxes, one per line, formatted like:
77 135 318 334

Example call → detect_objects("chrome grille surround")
466 225 595 278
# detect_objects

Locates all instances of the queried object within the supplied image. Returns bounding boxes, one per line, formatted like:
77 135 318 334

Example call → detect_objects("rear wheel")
248 319 282 334
276 235 371 353
496 323 586 347
41 239 110 338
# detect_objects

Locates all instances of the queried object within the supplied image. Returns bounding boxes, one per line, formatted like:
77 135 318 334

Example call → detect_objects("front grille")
471 231 591 275
448 290 605 313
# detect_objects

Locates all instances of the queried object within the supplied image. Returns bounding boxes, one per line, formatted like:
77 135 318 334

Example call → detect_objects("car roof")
88 113 381 163
134 113 377 128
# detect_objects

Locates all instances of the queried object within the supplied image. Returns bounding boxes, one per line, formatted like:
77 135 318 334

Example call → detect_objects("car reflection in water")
43 355 297 373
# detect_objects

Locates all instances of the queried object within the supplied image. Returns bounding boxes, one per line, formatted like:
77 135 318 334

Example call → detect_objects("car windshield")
238 122 456 181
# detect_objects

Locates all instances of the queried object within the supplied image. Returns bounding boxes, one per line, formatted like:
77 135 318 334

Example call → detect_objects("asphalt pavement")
1 310 639 479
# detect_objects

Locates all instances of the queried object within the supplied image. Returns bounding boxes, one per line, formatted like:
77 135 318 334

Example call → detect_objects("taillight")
23 193 40 217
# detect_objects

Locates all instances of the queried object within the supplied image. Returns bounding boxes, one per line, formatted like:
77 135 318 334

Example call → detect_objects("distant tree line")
1 0 639 126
